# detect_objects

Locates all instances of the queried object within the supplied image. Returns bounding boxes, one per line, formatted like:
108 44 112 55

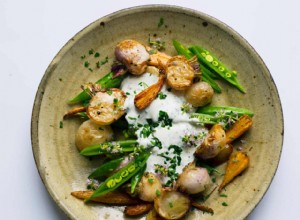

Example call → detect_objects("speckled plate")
31 5 283 220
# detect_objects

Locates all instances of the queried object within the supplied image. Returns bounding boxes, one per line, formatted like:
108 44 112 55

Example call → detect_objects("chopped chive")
84 61 90 68
158 17 164 28
222 202 228 206
59 121 63 128
88 49 94 55
148 178 154 184
156 189 161 197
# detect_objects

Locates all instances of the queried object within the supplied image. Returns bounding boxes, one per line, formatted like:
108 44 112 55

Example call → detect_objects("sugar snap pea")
85 152 150 202
196 106 254 117
88 157 124 179
173 40 194 59
189 46 246 93
173 40 221 92
68 71 127 104
80 140 138 157
130 164 147 194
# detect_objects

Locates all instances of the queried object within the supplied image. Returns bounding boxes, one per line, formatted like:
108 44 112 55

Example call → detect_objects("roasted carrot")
191 202 214 215
226 114 253 144
124 203 154 216
71 190 140 205
218 151 250 192
63 106 86 119
134 74 165 110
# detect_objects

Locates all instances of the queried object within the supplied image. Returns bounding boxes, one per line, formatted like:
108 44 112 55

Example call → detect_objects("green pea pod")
80 140 138 157
85 152 150 202
68 71 127 104
197 106 254 117
88 157 124 179
202 73 222 93
190 113 219 125
189 46 246 93
200 63 220 79
173 40 221 92
130 164 147 194
173 40 194 59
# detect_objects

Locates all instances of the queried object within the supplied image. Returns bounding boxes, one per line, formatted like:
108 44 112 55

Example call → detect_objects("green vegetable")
85 152 150 202
222 202 228 206
200 64 219 79
190 113 221 125
130 164 147 194
80 140 138 157
196 106 254 117
189 46 246 93
68 71 126 104
173 40 194 59
173 40 221 92
202 73 222 93
88 157 124 179
158 17 164 28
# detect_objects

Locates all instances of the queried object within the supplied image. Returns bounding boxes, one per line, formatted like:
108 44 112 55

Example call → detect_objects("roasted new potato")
137 172 162 202
75 120 113 151
166 55 194 90
87 88 126 125
154 189 191 220
194 124 226 160
185 81 214 107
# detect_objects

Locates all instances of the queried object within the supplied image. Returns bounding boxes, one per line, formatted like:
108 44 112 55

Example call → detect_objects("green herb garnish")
158 17 164 28
156 189 161 197
158 92 167 100
222 202 228 206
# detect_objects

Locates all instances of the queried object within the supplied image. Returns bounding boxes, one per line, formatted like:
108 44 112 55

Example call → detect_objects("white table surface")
1 0 299 219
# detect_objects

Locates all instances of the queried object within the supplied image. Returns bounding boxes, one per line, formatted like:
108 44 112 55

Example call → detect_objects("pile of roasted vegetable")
64 39 253 219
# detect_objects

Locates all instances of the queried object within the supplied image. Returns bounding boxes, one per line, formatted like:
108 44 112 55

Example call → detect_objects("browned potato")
87 88 126 125
154 189 190 220
115 39 149 75
205 144 233 166
137 172 162 202
146 209 164 220
166 55 194 90
185 81 214 107
194 124 226 160
75 120 113 151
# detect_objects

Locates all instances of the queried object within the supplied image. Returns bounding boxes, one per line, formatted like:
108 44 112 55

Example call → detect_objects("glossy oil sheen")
31 5 283 220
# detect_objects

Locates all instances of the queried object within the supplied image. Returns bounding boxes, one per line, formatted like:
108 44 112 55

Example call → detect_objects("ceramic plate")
32 5 283 220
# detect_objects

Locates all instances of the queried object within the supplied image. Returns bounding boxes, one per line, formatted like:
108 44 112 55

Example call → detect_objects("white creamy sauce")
121 72 207 184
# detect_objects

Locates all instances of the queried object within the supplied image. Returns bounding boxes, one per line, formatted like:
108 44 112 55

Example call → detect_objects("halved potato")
166 55 194 90
154 189 190 220
87 88 126 125
137 172 162 202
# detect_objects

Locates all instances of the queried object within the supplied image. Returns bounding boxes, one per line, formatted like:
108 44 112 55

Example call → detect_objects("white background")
1 0 299 219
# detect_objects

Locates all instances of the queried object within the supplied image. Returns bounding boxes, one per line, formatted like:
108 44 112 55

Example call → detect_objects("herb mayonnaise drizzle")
121 72 207 184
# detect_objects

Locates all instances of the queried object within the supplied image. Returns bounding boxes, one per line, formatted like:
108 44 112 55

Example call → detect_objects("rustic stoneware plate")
32 5 283 220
